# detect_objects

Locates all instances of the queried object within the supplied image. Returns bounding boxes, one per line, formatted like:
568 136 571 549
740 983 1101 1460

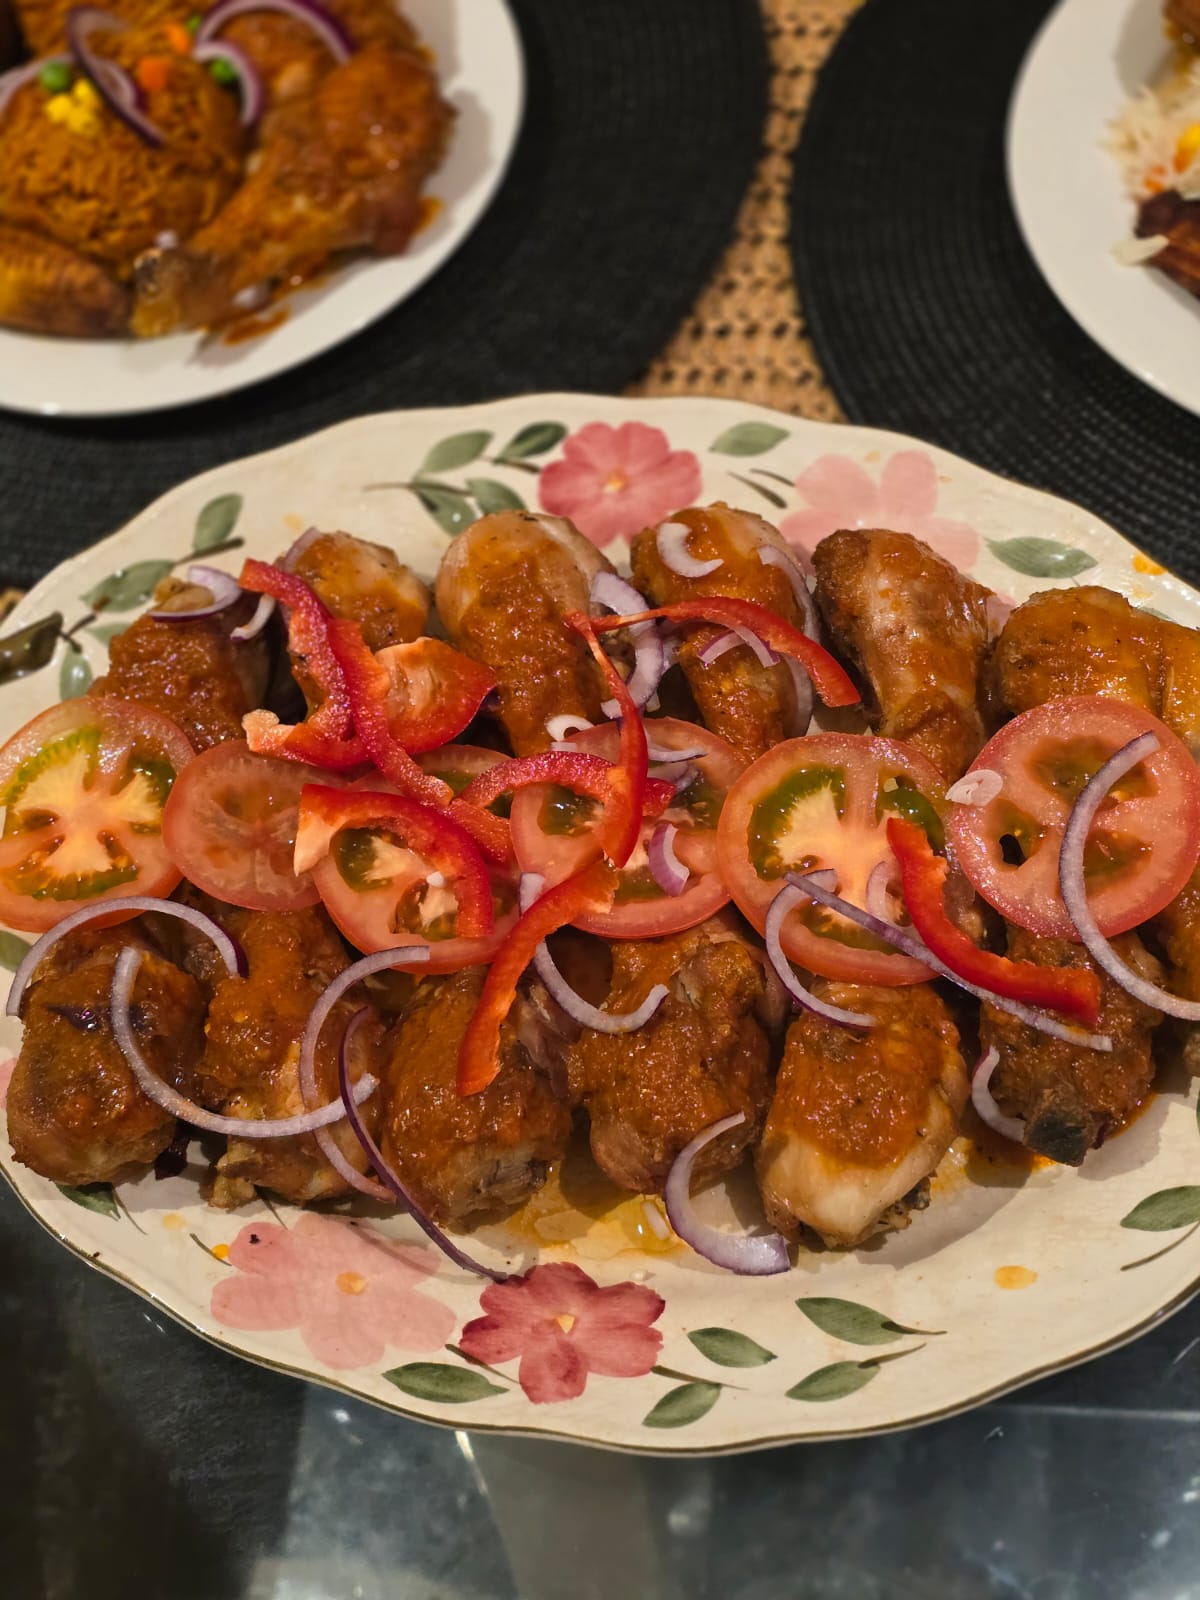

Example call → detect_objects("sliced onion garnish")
763 882 875 1027
192 40 264 125
946 769 1003 806
757 544 819 637
652 760 697 790
67 8 164 146
149 563 242 621
865 860 896 924
592 572 666 715
656 520 723 579
784 657 814 737
278 525 324 572
1060 732 1200 1021
664 1112 790 1275
196 0 353 62
532 941 668 1035
335 1008 505 1281
648 822 689 896
319 1008 392 1201
696 626 779 669
785 871 1113 1052
645 738 707 763
518 871 545 913
971 1045 1025 1143
231 593 276 641
546 714 594 741
0 56 70 120
7 896 243 1019
111 946 372 1136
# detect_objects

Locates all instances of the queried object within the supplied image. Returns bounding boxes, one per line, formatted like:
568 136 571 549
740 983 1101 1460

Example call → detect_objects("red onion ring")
1059 731 1200 1020
231 593 276 641
320 1009 393 1201
645 739 707 763
192 40 264 125
784 658 814 738
656 520 723 579
971 1045 1025 1143
865 860 896 924
757 544 819 637
946 769 1003 806
67 8 164 146
647 822 688 896
696 626 779 669
278 526 324 572
785 871 1113 1052
150 564 242 621
196 0 353 63
546 714 594 741
111 946 372 1136
7 896 243 1019
532 940 668 1034
0 56 70 120
591 572 666 715
763 881 875 1027
663 1112 791 1275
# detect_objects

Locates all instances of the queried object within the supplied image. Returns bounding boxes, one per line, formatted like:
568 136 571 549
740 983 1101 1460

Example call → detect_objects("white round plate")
1008 0 1200 415
0 0 523 419
3 394 1199 1455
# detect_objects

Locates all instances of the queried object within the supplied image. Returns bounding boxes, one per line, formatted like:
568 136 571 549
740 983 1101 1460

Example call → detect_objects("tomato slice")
161 740 331 913
716 732 946 985
948 695 1200 938
416 743 510 795
510 718 747 937
0 696 194 932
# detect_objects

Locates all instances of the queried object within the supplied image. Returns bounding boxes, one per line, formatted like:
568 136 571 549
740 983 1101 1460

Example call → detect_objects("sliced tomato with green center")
416 743 510 801
510 718 747 937
716 732 945 985
0 696 194 932
948 695 1200 939
162 740 331 913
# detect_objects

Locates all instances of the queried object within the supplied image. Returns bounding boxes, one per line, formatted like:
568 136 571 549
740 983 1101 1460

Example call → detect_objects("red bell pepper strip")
457 860 616 1094
238 560 365 769
588 596 861 709
563 611 648 869
458 750 675 818
328 621 497 756
296 784 494 938
886 817 1102 1026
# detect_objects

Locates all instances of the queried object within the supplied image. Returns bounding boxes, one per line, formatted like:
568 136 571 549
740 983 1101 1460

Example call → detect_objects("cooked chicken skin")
1137 191 1200 298
755 982 968 1248
291 531 430 651
222 0 420 111
380 967 571 1223
813 528 993 781
7 927 206 1187
0 224 130 338
565 921 773 1195
1168 0 1200 39
436 511 615 754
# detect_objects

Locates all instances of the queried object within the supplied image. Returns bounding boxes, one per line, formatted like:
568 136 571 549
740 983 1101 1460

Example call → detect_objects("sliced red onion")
111 946 372 1136
518 872 544 913
764 882 875 1027
758 544 819 637
652 760 698 789
648 822 689 896
946 769 1003 806
645 738 707 763
7 895 242 1019
0 56 70 120
196 0 353 63
664 1113 790 1275
546 714 594 741
318 1008 392 1201
785 871 1113 1052
67 8 164 146
231 593 276 641
192 40 264 125
592 572 665 715
278 525 323 572
865 860 896 924
656 520 723 579
533 940 668 1034
1059 732 1200 1021
971 1045 1025 1143
149 563 241 621
784 658 814 738
696 626 779 669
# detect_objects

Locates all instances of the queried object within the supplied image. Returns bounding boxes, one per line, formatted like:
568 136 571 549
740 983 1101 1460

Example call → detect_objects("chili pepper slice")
328 620 496 756
459 750 674 818
563 611 648 868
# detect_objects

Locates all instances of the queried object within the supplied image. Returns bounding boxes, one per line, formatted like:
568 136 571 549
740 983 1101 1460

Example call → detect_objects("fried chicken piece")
14 0 177 55
629 504 809 761
6 926 206 1187
812 528 993 781
565 921 773 1195
1138 190 1200 297
0 224 130 337
222 0 420 110
379 967 571 1223
755 983 967 1248
980 929 1162 1164
436 510 615 754
1168 0 1200 40
131 43 452 336
291 530 430 651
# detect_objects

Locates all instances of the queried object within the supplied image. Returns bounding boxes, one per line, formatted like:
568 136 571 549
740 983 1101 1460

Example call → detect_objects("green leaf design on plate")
88 623 128 647
496 421 567 462
56 1182 119 1219
411 482 477 536
59 651 93 700
0 930 31 971
418 431 492 476
687 1327 776 1368
466 477 525 514
0 613 62 687
642 1381 722 1429
382 1363 505 1403
1121 1187 1200 1231
795 1296 940 1345
787 1360 881 1402
82 560 175 612
985 538 1098 579
710 422 789 457
193 493 243 552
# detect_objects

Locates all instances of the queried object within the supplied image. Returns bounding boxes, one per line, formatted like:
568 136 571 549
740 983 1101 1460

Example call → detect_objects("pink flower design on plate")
780 450 980 569
459 1261 665 1404
211 1212 456 1371
539 421 702 548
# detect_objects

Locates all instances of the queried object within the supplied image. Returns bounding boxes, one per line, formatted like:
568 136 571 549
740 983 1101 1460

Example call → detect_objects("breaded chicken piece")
222 0 420 110
291 531 430 651
755 982 967 1248
1138 190 1200 298
813 528 993 781
0 224 130 337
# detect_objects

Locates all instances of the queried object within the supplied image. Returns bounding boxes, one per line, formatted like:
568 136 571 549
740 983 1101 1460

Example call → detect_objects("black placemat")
791 0 1200 586
0 0 767 590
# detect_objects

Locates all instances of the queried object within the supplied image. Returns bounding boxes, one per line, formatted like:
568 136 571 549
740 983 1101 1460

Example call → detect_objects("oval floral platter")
2 394 1199 1455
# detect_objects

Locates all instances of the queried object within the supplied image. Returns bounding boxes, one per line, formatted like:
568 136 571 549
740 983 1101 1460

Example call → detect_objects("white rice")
1107 57 1200 200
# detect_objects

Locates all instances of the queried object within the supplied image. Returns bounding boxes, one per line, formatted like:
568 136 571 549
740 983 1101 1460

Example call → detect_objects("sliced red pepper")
296 784 494 938
457 859 616 1094
886 817 1102 1026
563 611 647 868
589 596 861 709
328 620 496 756
459 750 674 817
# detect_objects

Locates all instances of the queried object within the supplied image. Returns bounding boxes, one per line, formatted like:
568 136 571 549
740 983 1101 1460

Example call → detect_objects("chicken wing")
629 503 809 761
0 223 130 337
812 528 993 781
755 982 968 1248
436 510 615 754
565 920 773 1195
379 967 571 1223
291 530 430 651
